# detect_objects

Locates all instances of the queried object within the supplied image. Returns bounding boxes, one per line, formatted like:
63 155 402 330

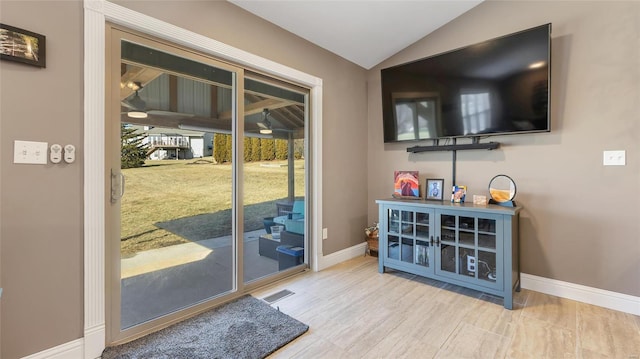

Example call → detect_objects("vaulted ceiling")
228 0 484 69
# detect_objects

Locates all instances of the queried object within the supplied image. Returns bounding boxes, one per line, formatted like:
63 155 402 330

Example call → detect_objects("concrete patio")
120 229 281 329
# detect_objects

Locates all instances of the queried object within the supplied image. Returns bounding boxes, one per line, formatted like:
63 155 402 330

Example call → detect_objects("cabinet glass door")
388 210 415 263
439 214 457 274
437 212 499 288
387 209 401 261
400 211 414 263
414 212 430 267
477 218 497 283
458 216 476 278
386 208 432 269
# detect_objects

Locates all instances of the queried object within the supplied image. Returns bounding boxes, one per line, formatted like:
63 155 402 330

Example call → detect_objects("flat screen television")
381 24 551 143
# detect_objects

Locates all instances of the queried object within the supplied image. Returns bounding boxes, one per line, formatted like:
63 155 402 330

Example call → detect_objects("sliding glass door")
242 74 307 284
107 27 308 344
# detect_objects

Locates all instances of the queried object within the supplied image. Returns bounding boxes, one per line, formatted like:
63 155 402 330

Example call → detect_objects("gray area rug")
102 295 308 359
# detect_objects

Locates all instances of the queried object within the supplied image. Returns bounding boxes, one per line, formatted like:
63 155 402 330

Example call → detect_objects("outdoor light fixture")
127 111 148 119
124 82 147 118
257 108 274 135
528 61 545 69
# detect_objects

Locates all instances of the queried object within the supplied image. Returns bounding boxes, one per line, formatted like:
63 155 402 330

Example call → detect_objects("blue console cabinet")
376 198 521 309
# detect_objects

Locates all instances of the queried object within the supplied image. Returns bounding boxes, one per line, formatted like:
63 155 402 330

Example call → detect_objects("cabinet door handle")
435 236 441 247
430 236 434 245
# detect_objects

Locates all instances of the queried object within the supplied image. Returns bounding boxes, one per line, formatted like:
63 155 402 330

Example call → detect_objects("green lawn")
121 157 305 256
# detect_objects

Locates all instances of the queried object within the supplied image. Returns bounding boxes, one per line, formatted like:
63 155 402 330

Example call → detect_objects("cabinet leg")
503 281 516 310
503 302 513 310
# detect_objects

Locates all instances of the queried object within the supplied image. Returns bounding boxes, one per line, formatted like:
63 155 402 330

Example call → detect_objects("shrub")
244 137 253 162
251 136 261 161
214 133 233 163
275 139 288 160
260 138 275 161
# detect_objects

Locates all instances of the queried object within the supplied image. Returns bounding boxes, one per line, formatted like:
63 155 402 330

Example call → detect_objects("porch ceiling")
120 63 305 140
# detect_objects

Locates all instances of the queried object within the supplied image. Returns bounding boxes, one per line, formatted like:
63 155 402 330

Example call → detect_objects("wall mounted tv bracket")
406 137 500 153
406 137 500 186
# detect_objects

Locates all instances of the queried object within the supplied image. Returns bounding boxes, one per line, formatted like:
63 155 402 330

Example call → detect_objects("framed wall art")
425 178 444 201
0 23 46 68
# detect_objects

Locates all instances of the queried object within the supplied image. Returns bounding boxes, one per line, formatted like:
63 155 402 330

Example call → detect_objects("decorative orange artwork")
394 171 420 197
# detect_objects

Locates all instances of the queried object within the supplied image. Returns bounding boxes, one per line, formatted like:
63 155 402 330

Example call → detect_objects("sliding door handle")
110 169 125 203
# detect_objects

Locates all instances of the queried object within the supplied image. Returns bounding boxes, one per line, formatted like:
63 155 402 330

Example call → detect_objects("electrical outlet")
467 256 476 272
322 228 328 239
603 150 626 166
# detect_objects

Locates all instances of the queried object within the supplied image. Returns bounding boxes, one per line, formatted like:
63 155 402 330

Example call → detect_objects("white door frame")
83 1 323 356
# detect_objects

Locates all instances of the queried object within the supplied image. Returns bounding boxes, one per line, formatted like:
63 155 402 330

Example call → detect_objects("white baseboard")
318 242 367 271
521 273 640 316
21 325 104 359
21 338 83 359
83 324 105 359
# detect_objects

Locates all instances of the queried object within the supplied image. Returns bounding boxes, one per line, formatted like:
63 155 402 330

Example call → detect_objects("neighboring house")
134 126 213 160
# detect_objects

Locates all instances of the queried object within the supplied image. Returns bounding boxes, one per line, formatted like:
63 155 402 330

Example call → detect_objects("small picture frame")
451 185 467 203
0 23 46 68
425 178 444 201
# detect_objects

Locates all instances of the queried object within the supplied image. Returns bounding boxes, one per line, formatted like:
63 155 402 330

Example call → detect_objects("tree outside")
121 124 149 169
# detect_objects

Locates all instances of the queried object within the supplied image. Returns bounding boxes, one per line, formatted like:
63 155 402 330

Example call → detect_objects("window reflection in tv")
392 92 439 141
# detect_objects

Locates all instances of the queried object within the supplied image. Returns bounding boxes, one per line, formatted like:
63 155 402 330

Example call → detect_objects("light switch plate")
14 140 48 164
603 150 626 166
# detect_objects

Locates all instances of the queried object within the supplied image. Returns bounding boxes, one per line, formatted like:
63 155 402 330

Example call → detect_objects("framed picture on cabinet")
393 170 420 198
425 178 444 201
451 185 467 203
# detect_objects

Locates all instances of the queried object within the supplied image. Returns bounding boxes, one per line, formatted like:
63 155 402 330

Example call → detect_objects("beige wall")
367 1 640 297
0 1 368 357
0 1 84 358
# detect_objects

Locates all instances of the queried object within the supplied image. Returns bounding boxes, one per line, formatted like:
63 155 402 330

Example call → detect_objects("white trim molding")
21 339 84 359
318 243 368 271
83 2 106 358
521 273 640 316
310 86 323 272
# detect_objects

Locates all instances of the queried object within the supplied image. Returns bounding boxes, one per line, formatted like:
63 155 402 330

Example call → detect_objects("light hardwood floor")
251 255 640 359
